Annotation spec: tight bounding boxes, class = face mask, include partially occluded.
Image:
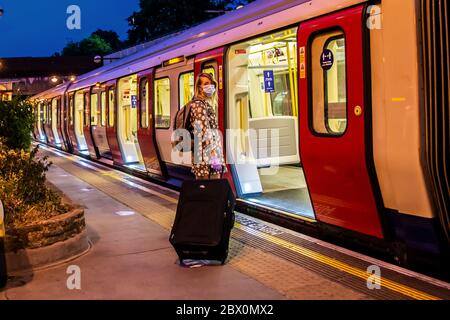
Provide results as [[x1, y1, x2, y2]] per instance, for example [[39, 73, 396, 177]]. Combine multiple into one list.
[[202, 84, 216, 97]]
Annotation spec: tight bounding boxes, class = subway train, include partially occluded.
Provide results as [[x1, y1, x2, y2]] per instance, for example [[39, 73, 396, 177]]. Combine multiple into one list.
[[32, 0, 449, 275]]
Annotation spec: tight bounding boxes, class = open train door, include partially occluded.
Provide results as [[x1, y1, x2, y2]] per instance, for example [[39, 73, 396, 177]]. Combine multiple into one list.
[[298, 5, 384, 238], [137, 68, 167, 178], [105, 80, 125, 165], [194, 47, 235, 191]]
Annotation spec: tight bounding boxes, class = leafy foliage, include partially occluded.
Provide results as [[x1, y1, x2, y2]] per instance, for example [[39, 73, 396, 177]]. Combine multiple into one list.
[[0, 142, 68, 229], [0, 97, 35, 151], [61, 30, 121, 56], [126, 0, 255, 45]]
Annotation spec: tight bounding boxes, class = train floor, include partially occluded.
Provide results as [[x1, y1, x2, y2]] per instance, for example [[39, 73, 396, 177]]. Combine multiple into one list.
[[1, 146, 450, 300]]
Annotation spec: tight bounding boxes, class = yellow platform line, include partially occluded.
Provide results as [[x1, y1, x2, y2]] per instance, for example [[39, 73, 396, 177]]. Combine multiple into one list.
[[39, 144, 441, 300], [235, 223, 440, 300]]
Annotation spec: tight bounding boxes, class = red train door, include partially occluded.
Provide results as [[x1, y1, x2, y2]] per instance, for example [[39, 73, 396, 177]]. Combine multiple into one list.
[[194, 47, 235, 191], [298, 5, 384, 238], [67, 93, 77, 152], [56, 97, 66, 150], [105, 81, 125, 165], [137, 69, 166, 177], [82, 90, 98, 158]]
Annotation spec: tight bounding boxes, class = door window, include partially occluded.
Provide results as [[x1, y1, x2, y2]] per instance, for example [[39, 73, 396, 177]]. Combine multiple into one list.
[[108, 88, 115, 127], [310, 31, 347, 135], [154, 78, 171, 129], [100, 91, 107, 127], [140, 78, 149, 128], [179, 72, 194, 108], [91, 92, 99, 126]]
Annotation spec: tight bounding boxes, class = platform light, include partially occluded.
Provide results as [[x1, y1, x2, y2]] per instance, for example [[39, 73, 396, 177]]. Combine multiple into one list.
[[163, 56, 185, 67], [69, 75, 76, 81], [95, 82, 101, 88], [50, 76, 59, 83]]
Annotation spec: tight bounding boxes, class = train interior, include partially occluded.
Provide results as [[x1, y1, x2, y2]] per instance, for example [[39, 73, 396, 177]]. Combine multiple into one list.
[[74, 91, 88, 153], [227, 27, 315, 219], [117, 74, 145, 170]]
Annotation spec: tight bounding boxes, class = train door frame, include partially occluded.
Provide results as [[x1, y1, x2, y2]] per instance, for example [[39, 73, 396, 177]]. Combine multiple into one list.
[[44, 100, 56, 146], [153, 57, 194, 179], [298, 5, 385, 238], [67, 92, 83, 154], [116, 74, 145, 167], [57, 96, 69, 151], [53, 97, 64, 149], [37, 102, 46, 142], [137, 68, 167, 178], [82, 88, 99, 159], [91, 87, 113, 160], [194, 47, 236, 191], [105, 80, 125, 165], [62, 93, 73, 153]]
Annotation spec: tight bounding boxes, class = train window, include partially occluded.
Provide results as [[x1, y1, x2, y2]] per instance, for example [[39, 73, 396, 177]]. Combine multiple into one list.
[[43, 102, 47, 123], [100, 91, 107, 127], [84, 93, 89, 127], [154, 77, 171, 129], [69, 96, 74, 126], [311, 31, 347, 135], [75, 91, 85, 135], [228, 28, 298, 120], [108, 88, 115, 127], [91, 92, 98, 126], [47, 103, 52, 124], [202, 66, 215, 79], [179, 72, 194, 108], [140, 78, 149, 128]]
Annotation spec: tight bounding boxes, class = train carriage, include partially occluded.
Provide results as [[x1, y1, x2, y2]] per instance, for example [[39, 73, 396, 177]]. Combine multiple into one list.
[[32, 0, 450, 274]]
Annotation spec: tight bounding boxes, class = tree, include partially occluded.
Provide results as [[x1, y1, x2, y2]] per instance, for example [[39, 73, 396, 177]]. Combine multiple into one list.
[[126, 0, 255, 46], [92, 29, 123, 51], [61, 30, 122, 56], [0, 97, 35, 150]]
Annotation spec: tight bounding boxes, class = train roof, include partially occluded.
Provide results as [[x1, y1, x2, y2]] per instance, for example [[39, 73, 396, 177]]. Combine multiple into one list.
[[34, 0, 365, 100]]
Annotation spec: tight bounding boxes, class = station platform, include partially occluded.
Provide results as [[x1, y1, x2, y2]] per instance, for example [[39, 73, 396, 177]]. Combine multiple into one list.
[[1, 146, 450, 300]]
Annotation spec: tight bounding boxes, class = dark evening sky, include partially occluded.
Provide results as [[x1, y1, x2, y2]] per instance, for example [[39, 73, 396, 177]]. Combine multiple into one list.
[[0, 0, 140, 57]]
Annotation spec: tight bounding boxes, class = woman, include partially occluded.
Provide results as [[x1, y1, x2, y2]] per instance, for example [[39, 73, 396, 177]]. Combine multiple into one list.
[[190, 73, 226, 180]]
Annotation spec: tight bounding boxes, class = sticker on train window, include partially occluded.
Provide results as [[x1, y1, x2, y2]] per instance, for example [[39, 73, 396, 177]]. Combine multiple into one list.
[[320, 49, 334, 70]]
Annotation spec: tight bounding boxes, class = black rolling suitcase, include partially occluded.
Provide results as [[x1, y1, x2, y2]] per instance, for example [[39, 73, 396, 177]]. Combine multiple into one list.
[[169, 178, 236, 265]]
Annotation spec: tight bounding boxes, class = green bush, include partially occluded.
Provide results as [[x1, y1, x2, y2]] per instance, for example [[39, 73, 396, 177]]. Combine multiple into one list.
[[0, 97, 36, 151], [0, 141, 69, 229]]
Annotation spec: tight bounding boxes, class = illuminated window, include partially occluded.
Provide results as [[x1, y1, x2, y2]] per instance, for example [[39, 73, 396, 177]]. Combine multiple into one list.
[[140, 78, 149, 128], [227, 27, 298, 119], [179, 72, 194, 108], [202, 66, 215, 79], [100, 91, 107, 127], [91, 92, 98, 126], [154, 78, 171, 129], [311, 31, 347, 135], [69, 96, 74, 126], [108, 88, 115, 127]]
